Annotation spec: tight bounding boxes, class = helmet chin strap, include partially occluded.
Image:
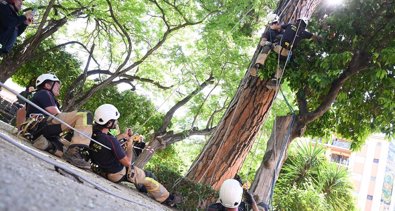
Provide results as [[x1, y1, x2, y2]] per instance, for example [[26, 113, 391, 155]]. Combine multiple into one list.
[[106, 120, 117, 130], [45, 81, 56, 95]]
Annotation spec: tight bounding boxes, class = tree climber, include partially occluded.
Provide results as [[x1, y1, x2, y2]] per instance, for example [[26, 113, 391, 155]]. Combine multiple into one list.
[[24, 73, 93, 169], [250, 14, 284, 77], [89, 104, 181, 207], [265, 17, 321, 89], [0, 0, 33, 54], [207, 179, 259, 211]]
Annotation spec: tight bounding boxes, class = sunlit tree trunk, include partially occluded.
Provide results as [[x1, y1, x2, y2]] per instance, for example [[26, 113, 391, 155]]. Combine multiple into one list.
[[186, 0, 322, 190], [250, 115, 299, 204]]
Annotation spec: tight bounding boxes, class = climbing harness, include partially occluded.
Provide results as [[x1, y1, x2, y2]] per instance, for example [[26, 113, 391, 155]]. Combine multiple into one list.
[[17, 113, 46, 141], [0, 82, 147, 152]]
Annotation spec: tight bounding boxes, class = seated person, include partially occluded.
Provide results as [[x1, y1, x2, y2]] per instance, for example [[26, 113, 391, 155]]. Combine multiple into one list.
[[25, 73, 92, 169], [89, 104, 181, 207]]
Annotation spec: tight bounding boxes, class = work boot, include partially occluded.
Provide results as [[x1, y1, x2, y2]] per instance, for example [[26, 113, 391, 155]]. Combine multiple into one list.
[[162, 194, 182, 207], [266, 78, 279, 90], [33, 135, 51, 151], [63, 144, 91, 170]]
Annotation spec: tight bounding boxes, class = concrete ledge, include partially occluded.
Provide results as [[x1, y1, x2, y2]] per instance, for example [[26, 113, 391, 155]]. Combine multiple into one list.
[[0, 119, 16, 133]]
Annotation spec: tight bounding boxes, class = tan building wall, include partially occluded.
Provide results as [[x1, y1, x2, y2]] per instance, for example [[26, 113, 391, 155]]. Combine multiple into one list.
[[322, 134, 394, 211]]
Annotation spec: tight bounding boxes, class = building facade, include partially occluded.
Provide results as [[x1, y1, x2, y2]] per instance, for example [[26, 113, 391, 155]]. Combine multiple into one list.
[[324, 134, 395, 211]]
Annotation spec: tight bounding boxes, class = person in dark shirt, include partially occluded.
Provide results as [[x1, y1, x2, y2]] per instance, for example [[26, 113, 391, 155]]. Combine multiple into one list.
[[25, 73, 93, 169], [207, 179, 259, 211], [89, 104, 181, 207], [0, 0, 33, 54], [266, 17, 320, 89], [251, 14, 285, 76], [16, 85, 35, 105]]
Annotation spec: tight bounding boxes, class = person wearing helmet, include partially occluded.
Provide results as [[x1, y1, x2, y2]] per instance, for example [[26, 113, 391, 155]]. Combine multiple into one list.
[[250, 14, 286, 77], [265, 16, 321, 89], [25, 73, 93, 169], [89, 104, 181, 207], [0, 0, 33, 54], [207, 178, 259, 211]]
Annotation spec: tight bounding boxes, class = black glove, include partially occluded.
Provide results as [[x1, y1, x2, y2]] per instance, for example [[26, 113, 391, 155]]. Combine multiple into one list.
[[243, 189, 255, 205]]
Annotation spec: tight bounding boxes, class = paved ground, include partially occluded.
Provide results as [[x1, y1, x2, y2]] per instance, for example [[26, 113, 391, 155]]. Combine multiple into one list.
[[0, 121, 172, 211]]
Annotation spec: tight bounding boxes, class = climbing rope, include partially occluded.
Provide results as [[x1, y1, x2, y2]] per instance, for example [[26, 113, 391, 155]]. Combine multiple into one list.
[[268, 115, 295, 211], [171, 5, 257, 189], [202, 4, 306, 186], [243, 126, 266, 183], [262, 19, 309, 211], [0, 131, 153, 209], [0, 82, 141, 152], [133, 83, 182, 135]]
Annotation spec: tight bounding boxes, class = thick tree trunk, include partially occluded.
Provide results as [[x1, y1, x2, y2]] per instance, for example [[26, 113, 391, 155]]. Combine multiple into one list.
[[250, 115, 297, 204], [186, 77, 276, 189], [186, 0, 321, 190], [0, 55, 24, 82]]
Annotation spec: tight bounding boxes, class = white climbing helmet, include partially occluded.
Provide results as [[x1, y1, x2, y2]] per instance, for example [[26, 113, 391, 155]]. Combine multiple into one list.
[[297, 16, 309, 25], [94, 104, 120, 125], [36, 73, 60, 87], [267, 13, 279, 24], [219, 179, 243, 208]]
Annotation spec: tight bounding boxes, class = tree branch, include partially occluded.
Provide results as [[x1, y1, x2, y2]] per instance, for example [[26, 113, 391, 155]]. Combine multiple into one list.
[[296, 88, 308, 115], [191, 76, 218, 128], [206, 97, 228, 129], [159, 127, 217, 146], [158, 75, 215, 133], [105, 0, 132, 72], [302, 50, 371, 124]]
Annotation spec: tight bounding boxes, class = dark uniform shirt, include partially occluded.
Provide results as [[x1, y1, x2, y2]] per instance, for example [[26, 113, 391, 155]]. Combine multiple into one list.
[[17, 90, 33, 104], [90, 130, 126, 174], [280, 22, 313, 50], [0, 0, 27, 53], [262, 25, 287, 43], [207, 202, 247, 211], [26, 89, 60, 117]]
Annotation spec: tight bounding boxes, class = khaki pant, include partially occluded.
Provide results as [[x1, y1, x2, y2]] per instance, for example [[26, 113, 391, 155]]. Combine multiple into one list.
[[16, 106, 27, 129], [48, 111, 92, 146], [273, 45, 290, 57], [107, 166, 170, 203]]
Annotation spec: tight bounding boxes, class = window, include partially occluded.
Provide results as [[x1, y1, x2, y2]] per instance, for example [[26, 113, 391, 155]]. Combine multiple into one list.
[[330, 154, 350, 166], [373, 158, 379, 163], [367, 195, 373, 200]]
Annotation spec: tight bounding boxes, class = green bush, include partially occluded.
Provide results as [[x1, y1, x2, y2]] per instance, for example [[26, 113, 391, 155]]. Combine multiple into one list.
[[146, 163, 217, 210]]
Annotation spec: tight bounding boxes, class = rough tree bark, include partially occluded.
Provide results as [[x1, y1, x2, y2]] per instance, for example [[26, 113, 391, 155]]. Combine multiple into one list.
[[186, 0, 322, 190]]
